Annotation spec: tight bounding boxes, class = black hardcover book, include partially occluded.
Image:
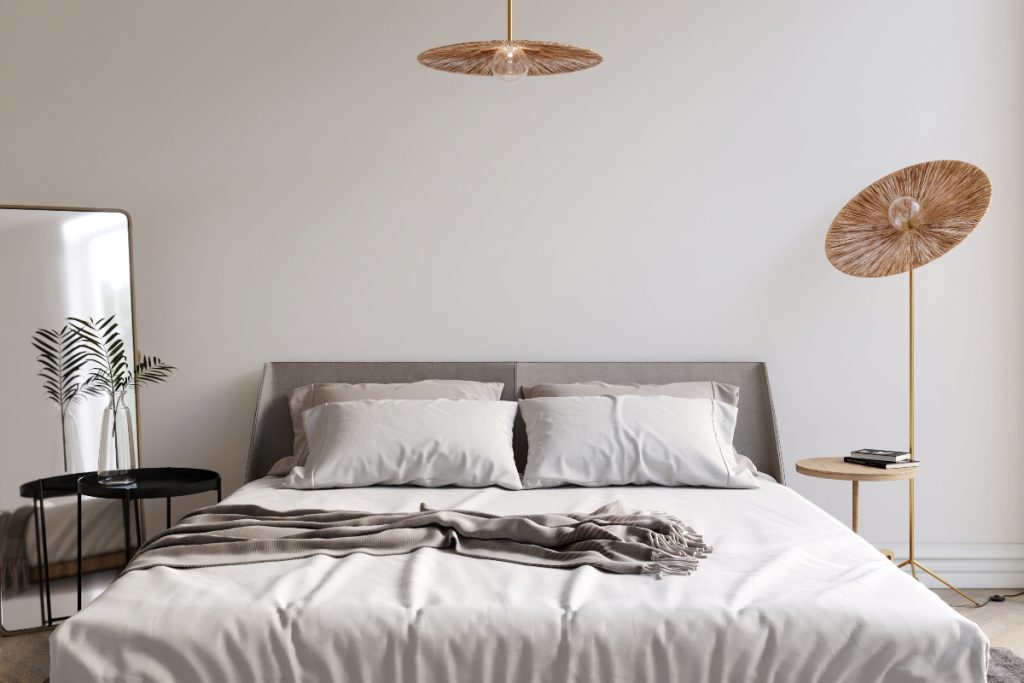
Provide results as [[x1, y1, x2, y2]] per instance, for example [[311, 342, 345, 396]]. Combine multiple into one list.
[[850, 448, 911, 462], [845, 456, 918, 470]]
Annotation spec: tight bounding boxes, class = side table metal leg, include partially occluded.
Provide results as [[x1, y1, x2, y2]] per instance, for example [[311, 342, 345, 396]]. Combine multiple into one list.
[[121, 494, 132, 566], [852, 480, 859, 534], [166, 497, 171, 529], [31, 496, 44, 627], [37, 482, 53, 627], [216, 480, 222, 503], [134, 498, 143, 548], [77, 492, 82, 612]]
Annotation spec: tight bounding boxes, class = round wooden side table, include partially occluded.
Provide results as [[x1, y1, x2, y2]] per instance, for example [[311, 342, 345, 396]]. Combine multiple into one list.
[[795, 457, 916, 535]]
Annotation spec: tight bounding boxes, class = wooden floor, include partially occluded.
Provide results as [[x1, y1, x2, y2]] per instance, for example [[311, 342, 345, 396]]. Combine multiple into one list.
[[0, 589, 1021, 681], [936, 588, 1024, 654]]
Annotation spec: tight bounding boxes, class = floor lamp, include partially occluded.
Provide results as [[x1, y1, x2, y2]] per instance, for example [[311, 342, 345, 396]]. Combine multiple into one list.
[[825, 160, 992, 605]]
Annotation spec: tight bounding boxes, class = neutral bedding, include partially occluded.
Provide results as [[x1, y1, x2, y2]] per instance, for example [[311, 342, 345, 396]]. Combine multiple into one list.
[[51, 477, 988, 683]]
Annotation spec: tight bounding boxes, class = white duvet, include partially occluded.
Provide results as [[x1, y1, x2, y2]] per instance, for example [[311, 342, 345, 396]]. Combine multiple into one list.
[[51, 477, 987, 682]]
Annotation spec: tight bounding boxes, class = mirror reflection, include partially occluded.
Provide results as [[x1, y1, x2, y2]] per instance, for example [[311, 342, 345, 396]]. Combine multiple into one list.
[[0, 208, 137, 632]]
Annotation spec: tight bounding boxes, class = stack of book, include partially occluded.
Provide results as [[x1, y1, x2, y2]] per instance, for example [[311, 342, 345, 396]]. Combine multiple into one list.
[[844, 449, 918, 469]]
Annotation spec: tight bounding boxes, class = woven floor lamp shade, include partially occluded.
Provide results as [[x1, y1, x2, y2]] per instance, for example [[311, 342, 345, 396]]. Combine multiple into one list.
[[825, 159, 992, 605], [826, 160, 991, 277]]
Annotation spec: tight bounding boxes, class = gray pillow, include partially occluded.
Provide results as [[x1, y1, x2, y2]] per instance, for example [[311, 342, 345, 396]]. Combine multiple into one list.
[[277, 380, 504, 474], [521, 380, 739, 407]]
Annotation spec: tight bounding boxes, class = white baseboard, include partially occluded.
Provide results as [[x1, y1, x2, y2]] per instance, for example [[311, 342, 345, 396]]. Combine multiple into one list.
[[880, 543, 1024, 589]]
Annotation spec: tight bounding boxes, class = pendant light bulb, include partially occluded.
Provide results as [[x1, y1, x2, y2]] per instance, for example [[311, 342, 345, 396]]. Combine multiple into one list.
[[491, 43, 529, 82]]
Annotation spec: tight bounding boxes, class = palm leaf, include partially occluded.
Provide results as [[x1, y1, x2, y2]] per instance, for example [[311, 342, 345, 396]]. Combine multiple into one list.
[[31, 325, 89, 411], [32, 324, 93, 473], [68, 316, 130, 401], [64, 317, 176, 406], [133, 355, 177, 386]]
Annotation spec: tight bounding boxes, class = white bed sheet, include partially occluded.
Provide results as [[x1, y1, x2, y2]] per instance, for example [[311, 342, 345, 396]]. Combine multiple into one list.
[[51, 478, 988, 682]]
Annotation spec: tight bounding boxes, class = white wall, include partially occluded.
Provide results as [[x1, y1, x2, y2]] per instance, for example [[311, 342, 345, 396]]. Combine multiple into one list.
[[1, 1, 1022, 581]]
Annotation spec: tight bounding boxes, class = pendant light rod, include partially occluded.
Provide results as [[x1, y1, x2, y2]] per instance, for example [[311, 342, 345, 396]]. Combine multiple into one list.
[[507, 0, 513, 42]]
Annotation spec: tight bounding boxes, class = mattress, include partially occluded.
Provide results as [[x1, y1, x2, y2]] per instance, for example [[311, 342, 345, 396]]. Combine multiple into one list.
[[50, 477, 988, 682]]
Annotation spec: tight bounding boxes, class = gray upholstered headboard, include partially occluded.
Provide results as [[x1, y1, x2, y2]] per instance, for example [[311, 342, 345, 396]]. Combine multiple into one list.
[[246, 362, 785, 484]]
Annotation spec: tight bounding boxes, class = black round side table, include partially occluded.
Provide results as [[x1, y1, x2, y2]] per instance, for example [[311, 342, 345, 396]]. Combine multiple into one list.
[[19, 472, 97, 626], [75, 467, 221, 606]]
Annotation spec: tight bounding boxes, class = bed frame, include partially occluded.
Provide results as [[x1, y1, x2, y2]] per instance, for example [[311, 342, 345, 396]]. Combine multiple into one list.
[[246, 362, 785, 483]]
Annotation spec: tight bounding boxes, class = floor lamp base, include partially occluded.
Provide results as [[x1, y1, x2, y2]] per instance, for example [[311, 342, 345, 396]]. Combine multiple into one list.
[[897, 558, 981, 606], [900, 271, 980, 608]]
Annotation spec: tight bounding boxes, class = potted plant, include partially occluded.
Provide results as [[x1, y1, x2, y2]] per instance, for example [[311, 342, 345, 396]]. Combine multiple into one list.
[[69, 315, 175, 485]]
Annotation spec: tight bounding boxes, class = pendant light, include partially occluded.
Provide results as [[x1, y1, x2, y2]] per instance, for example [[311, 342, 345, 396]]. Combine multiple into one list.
[[417, 0, 602, 81]]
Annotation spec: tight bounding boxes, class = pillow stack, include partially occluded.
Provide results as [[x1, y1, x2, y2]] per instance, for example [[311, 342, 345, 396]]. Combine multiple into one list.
[[519, 382, 758, 489], [275, 378, 759, 491], [280, 380, 521, 490], [287, 380, 504, 468]]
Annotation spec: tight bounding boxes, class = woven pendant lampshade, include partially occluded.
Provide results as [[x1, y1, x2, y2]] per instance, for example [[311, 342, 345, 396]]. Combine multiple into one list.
[[826, 160, 991, 278], [417, 0, 601, 80]]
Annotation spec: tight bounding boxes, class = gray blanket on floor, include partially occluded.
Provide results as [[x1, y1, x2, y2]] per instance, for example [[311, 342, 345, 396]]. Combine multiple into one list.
[[126, 501, 712, 578]]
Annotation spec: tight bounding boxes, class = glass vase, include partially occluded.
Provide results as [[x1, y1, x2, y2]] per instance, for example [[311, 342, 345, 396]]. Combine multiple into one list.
[[63, 409, 83, 473], [98, 402, 137, 485]]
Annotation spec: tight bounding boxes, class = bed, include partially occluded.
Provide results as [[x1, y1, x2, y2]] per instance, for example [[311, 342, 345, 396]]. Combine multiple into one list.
[[49, 362, 989, 682]]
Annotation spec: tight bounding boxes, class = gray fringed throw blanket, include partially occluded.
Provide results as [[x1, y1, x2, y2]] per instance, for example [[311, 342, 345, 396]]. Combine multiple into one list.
[[0, 505, 34, 592], [126, 501, 712, 578]]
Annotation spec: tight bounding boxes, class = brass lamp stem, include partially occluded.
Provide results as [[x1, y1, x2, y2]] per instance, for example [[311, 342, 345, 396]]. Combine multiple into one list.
[[909, 268, 914, 462], [507, 0, 513, 42], [897, 267, 979, 605], [908, 269, 916, 576]]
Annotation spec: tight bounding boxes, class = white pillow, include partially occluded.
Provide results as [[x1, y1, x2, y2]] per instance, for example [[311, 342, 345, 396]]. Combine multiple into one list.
[[287, 380, 505, 468], [283, 399, 521, 490], [520, 395, 759, 489]]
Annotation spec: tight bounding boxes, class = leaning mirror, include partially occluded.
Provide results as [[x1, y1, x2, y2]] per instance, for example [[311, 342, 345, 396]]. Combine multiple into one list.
[[0, 207, 139, 633]]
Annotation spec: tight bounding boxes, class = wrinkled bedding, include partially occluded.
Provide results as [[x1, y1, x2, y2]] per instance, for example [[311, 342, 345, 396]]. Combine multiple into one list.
[[51, 477, 987, 682]]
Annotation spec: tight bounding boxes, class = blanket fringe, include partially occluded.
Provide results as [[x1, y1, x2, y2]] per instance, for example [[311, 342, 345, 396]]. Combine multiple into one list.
[[0, 505, 34, 593], [643, 561, 700, 579], [652, 527, 712, 556], [641, 518, 713, 579], [1, 558, 29, 593]]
